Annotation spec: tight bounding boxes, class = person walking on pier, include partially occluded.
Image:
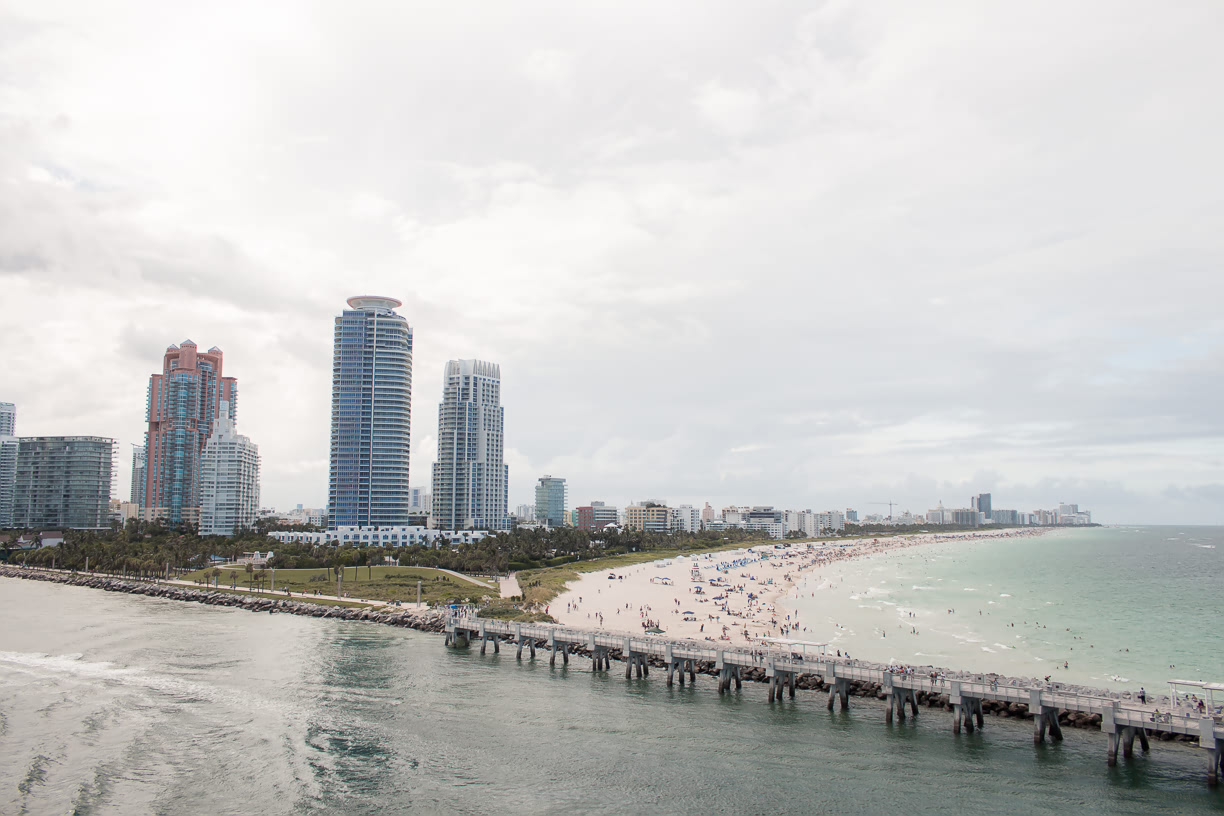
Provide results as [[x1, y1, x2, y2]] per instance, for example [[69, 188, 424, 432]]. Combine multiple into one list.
[[1138, 688, 1147, 704]]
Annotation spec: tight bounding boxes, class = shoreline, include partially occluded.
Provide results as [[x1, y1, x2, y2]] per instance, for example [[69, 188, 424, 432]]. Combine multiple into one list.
[[1, 564, 1204, 733], [549, 528, 1050, 646]]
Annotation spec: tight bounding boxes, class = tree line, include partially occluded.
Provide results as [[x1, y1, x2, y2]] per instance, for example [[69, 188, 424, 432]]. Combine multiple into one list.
[[3, 518, 773, 577]]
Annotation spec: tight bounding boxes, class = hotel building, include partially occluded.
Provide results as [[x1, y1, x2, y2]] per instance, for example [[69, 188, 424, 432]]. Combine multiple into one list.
[[431, 359, 509, 531], [13, 436, 115, 529], [328, 296, 413, 528], [142, 341, 237, 526], [199, 401, 260, 536]]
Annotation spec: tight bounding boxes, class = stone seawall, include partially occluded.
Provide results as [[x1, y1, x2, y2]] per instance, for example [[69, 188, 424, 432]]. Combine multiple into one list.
[[0, 567, 447, 632]]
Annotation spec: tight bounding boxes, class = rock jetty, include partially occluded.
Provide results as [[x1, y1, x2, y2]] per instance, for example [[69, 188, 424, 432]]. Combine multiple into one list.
[[0, 567, 446, 632]]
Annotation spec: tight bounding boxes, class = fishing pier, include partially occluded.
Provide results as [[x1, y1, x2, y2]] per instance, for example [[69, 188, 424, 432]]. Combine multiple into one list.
[[446, 614, 1224, 786]]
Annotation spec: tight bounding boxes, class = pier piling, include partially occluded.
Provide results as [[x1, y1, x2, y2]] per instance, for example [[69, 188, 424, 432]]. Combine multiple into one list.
[[443, 612, 1224, 789]]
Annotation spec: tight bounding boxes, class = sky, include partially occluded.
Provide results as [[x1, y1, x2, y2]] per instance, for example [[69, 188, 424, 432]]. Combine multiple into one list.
[[2, 1, 1222, 525]]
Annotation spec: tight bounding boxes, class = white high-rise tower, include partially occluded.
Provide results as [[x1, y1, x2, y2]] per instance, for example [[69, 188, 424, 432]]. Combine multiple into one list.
[[0, 402, 16, 528], [200, 401, 261, 536], [431, 360, 509, 531]]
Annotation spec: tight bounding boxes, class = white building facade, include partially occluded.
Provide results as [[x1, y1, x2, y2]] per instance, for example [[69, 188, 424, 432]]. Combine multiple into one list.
[[0, 402, 16, 528], [671, 504, 701, 533], [268, 525, 491, 548], [431, 359, 510, 531], [199, 404, 260, 536], [816, 510, 845, 533]]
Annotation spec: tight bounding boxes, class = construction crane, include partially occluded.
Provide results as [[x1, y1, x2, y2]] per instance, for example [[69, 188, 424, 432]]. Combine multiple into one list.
[[868, 501, 896, 521]]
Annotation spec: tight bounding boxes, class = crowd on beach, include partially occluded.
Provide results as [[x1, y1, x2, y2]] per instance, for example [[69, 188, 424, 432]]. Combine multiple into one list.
[[550, 528, 1049, 649]]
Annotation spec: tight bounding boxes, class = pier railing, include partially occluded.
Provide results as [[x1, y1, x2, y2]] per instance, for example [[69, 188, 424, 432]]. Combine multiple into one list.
[[444, 613, 1224, 786]]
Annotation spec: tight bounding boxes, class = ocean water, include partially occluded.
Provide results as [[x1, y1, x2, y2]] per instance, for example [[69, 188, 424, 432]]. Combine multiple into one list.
[[785, 526, 1224, 692], [1, 574, 1221, 814]]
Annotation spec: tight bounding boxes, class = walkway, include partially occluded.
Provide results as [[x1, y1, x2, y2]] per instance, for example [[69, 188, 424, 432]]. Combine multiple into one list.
[[446, 614, 1224, 786]]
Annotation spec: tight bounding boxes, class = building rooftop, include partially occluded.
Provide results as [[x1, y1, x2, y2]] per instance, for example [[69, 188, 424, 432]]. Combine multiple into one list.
[[347, 295, 402, 311]]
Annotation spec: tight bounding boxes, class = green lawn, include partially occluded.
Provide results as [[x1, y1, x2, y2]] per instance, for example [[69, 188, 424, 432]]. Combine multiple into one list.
[[181, 565, 499, 606]]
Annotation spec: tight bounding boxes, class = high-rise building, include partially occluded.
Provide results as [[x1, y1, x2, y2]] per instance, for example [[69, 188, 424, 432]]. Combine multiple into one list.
[[409, 487, 431, 513], [431, 359, 509, 530], [534, 475, 567, 527], [0, 402, 14, 436], [130, 444, 146, 508], [0, 402, 16, 528], [13, 436, 115, 529], [514, 504, 535, 520], [199, 401, 260, 536], [143, 341, 237, 526], [0, 437, 16, 529], [328, 296, 413, 529], [973, 493, 992, 518]]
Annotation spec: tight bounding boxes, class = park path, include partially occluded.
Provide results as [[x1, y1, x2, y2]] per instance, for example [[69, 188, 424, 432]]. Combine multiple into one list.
[[434, 568, 499, 589], [499, 572, 521, 599]]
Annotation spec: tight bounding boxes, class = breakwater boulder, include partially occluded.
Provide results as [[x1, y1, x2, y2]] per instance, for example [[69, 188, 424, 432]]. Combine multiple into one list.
[[0, 567, 447, 633]]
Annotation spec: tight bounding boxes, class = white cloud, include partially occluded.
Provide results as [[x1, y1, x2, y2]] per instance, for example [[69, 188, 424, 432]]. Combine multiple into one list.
[[1, 0, 1221, 523], [694, 81, 762, 137], [522, 49, 575, 94]]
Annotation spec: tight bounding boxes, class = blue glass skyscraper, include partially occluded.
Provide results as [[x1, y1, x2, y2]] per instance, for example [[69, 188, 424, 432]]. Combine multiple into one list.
[[328, 296, 413, 528]]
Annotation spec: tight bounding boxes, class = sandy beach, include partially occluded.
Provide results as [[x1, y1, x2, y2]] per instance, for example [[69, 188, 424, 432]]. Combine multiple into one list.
[[550, 529, 1048, 649]]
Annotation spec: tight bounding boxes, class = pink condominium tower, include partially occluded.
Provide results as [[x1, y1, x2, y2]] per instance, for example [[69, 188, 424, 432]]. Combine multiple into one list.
[[142, 340, 237, 526]]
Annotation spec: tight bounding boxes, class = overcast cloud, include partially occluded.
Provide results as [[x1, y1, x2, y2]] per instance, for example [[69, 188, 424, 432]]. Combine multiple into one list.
[[2, 1, 1222, 525]]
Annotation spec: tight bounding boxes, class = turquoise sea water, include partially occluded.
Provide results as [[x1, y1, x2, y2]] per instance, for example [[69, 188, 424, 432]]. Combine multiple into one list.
[[1, 558, 1222, 815], [787, 526, 1223, 692]]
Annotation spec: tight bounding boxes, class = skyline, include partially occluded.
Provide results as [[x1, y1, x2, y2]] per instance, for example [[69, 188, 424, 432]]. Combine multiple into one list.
[[2, 2, 1222, 525]]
